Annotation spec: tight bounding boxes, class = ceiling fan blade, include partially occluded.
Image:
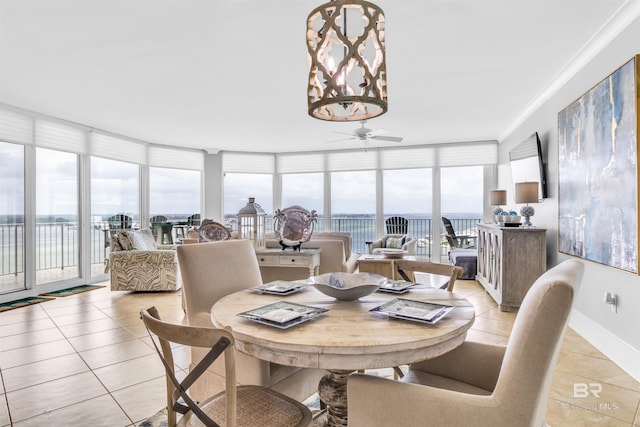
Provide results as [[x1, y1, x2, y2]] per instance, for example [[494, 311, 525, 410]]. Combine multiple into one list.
[[370, 135, 403, 142], [328, 136, 356, 143], [367, 128, 389, 137], [334, 131, 355, 136]]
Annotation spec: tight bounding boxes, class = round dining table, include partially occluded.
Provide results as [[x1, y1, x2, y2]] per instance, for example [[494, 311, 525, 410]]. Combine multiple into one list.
[[211, 284, 475, 427]]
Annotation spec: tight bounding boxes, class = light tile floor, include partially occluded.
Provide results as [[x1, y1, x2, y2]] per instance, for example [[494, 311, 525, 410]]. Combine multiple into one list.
[[0, 280, 639, 426]]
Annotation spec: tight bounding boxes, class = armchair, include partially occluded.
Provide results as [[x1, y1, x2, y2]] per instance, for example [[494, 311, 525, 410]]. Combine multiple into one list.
[[368, 234, 417, 255], [109, 228, 181, 292], [347, 259, 584, 427]]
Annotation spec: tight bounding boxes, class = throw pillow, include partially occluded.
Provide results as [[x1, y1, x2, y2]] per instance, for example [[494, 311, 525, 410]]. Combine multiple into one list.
[[116, 232, 133, 251], [127, 229, 157, 250], [385, 236, 406, 249]]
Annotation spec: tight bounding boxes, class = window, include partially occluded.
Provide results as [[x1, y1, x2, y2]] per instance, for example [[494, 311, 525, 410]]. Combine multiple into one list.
[[35, 148, 79, 285], [149, 167, 201, 220], [282, 173, 323, 229], [384, 168, 432, 254], [331, 170, 375, 252], [90, 157, 140, 278], [224, 173, 273, 230], [0, 141, 25, 293], [440, 165, 483, 241]]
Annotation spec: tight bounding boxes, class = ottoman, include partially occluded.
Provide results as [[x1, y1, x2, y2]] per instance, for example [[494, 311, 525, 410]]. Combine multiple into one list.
[[450, 248, 478, 280]]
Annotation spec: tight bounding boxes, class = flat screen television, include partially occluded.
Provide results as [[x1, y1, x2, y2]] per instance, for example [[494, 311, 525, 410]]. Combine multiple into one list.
[[509, 132, 547, 200]]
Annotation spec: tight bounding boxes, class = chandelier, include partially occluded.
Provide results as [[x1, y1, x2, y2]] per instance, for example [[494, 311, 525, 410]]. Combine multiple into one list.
[[306, 0, 388, 121]]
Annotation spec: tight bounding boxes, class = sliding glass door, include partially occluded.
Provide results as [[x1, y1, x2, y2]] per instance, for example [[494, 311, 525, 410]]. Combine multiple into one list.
[[0, 141, 25, 294]]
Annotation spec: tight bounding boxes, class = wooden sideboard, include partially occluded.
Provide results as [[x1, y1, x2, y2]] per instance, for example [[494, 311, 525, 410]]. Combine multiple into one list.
[[476, 223, 546, 311]]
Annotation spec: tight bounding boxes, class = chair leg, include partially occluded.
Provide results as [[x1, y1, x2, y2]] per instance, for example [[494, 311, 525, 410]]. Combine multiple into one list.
[[393, 366, 405, 380]]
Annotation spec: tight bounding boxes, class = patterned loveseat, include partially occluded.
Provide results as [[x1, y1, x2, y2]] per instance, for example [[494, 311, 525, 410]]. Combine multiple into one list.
[[109, 228, 181, 291]]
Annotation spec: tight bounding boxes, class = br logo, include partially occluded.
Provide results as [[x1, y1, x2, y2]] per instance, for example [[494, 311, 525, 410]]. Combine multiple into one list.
[[573, 383, 602, 398]]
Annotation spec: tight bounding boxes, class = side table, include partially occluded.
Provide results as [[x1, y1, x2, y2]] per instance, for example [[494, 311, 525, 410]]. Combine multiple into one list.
[[255, 248, 321, 278]]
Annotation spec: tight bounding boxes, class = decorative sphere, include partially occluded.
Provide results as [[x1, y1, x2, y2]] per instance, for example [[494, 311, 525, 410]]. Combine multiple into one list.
[[520, 205, 535, 217]]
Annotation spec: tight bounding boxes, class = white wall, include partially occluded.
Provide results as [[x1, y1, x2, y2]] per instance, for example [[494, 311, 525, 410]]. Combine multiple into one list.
[[498, 16, 640, 380]]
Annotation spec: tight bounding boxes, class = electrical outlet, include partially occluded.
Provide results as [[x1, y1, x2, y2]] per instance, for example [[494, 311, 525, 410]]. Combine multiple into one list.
[[603, 292, 617, 313]]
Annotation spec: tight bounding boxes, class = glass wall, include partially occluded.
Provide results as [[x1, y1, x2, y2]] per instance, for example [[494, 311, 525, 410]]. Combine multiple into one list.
[[149, 167, 201, 220], [441, 165, 483, 239], [90, 157, 140, 278], [224, 173, 273, 229], [0, 142, 25, 293], [282, 172, 324, 230], [331, 170, 376, 253], [35, 148, 79, 285], [383, 168, 432, 253]]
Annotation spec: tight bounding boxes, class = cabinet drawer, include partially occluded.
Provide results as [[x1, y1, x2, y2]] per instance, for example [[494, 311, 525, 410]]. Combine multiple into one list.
[[256, 255, 279, 266], [279, 256, 305, 266]]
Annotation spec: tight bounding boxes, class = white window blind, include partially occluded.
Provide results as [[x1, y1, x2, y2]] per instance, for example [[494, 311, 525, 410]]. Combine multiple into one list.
[[437, 141, 498, 167], [91, 132, 147, 164], [35, 120, 86, 153], [223, 152, 275, 173], [277, 153, 326, 173], [380, 142, 497, 169], [148, 146, 204, 170], [326, 150, 378, 171], [0, 109, 33, 145], [379, 147, 436, 169]]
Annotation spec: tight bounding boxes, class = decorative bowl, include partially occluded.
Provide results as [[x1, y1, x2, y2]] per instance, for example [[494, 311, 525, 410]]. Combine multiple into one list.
[[374, 248, 407, 259], [496, 214, 521, 224], [308, 272, 386, 301]]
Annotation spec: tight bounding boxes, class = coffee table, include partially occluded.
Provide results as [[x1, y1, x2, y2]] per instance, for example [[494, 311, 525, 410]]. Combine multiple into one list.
[[211, 284, 474, 426], [357, 254, 449, 286]]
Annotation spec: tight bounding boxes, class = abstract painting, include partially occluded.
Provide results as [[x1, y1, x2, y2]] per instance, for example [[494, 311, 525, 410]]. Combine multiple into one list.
[[558, 55, 639, 274]]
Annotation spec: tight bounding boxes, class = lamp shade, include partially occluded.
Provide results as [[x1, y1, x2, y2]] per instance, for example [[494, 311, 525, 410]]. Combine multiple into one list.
[[490, 190, 507, 206], [514, 182, 539, 204]]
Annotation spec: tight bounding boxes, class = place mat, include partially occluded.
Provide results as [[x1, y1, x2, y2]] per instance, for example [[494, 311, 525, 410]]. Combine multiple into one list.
[[370, 298, 454, 324], [238, 301, 328, 329], [252, 280, 308, 295]]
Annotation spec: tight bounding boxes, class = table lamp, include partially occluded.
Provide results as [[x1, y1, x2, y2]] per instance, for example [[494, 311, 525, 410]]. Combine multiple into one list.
[[514, 182, 539, 227], [490, 190, 507, 223]]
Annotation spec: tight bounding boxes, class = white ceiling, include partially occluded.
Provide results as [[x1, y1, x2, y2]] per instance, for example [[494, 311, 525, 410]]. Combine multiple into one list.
[[0, 0, 636, 153]]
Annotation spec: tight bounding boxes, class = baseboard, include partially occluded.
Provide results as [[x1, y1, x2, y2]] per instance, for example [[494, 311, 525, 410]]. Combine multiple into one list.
[[569, 309, 640, 382]]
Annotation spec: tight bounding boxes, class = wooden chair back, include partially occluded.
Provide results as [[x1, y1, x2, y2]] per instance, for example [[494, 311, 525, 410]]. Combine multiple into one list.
[[141, 306, 237, 426], [395, 259, 463, 292], [385, 216, 408, 234]]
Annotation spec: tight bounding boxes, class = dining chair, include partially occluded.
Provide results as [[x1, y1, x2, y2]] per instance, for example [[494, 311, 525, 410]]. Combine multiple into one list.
[[177, 239, 324, 402], [390, 259, 463, 379], [347, 259, 585, 427], [140, 306, 312, 427], [394, 259, 464, 292]]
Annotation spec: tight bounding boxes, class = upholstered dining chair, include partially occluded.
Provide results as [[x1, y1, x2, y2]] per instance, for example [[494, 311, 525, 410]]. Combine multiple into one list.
[[177, 239, 324, 402], [140, 306, 312, 427], [347, 259, 584, 427]]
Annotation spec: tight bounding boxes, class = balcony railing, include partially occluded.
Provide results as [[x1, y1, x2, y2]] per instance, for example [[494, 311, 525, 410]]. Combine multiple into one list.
[[0, 217, 481, 279]]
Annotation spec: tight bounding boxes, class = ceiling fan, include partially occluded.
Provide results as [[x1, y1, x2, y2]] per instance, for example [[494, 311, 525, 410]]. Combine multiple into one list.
[[330, 120, 404, 145]]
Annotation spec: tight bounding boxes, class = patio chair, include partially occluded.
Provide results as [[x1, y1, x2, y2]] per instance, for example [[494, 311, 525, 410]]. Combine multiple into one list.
[[442, 217, 477, 249], [385, 216, 408, 234]]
